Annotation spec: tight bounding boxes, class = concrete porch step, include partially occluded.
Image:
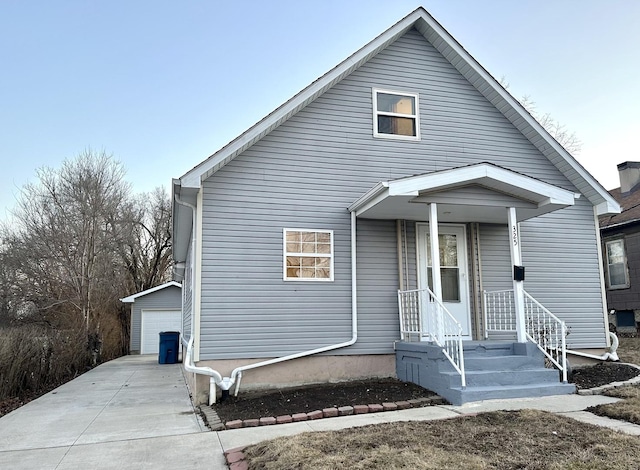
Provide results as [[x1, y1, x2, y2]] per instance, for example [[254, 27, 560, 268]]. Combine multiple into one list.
[[395, 340, 574, 406], [464, 354, 542, 371], [448, 382, 577, 404], [441, 367, 562, 388]]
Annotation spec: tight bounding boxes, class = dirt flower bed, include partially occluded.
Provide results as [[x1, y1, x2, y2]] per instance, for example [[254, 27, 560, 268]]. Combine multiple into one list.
[[212, 378, 439, 423], [242, 409, 640, 470], [570, 362, 640, 389]]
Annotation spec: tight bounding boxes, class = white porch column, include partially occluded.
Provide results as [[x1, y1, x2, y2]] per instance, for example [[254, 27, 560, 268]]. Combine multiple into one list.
[[429, 203, 444, 344], [507, 207, 526, 342]]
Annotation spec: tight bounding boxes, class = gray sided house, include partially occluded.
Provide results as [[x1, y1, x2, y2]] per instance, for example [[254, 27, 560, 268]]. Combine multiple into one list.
[[120, 282, 182, 355], [172, 8, 620, 405], [600, 162, 640, 334]]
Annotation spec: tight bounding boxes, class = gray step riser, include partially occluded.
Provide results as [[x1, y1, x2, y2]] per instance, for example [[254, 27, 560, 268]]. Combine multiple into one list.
[[446, 383, 576, 405], [463, 349, 516, 357], [442, 369, 562, 388], [464, 356, 543, 371]]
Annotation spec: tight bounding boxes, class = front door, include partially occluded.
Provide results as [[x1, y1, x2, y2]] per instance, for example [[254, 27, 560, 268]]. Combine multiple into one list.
[[416, 223, 472, 340]]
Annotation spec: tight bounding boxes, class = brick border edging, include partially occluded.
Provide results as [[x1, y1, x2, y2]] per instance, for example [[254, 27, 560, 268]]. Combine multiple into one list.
[[576, 362, 640, 396], [221, 397, 445, 469], [220, 395, 445, 430]]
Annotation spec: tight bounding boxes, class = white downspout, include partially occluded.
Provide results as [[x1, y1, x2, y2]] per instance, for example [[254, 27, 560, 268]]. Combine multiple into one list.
[[566, 332, 620, 362], [231, 211, 359, 396], [175, 193, 232, 405]]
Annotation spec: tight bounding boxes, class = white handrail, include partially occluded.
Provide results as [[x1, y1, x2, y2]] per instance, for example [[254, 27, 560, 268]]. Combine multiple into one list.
[[483, 289, 568, 383], [523, 291, 568, 383], [398, 288, 466, 388]]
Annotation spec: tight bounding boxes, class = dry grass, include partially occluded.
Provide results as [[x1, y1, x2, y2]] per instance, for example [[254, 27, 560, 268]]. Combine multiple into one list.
[[586, 336, 640, 423], [590, 387, 640, 425], [243, 410, 640, 470], [617, 336, 640, 366]]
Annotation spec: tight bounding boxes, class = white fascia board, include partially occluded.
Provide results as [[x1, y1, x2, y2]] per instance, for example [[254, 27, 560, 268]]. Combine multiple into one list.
[[119, 281, 182, 303], [415, 11, 617, 211], [596, 200, 622, 216], [387, 163, 575, 205], [348, 182, 389, 214], [179, 12, 422, 189], [483, 165, 575, 204]]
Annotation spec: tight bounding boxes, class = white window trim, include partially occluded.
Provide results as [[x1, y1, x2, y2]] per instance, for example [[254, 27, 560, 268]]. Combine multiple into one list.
[[372, 88, 420, 141], [605, 238, 629, 289], [283, 228, 334, 282]]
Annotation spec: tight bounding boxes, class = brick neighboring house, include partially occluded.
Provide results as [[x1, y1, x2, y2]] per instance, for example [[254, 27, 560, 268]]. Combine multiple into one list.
[[600, 162, 640, 334]]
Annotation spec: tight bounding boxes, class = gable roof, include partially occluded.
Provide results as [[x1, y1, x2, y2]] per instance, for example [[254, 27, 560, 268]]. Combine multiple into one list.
[[119, 281, 181, 303], [600, 187, 640, 230], [349, 162, 577, 223], [174, 7, 619, 214]]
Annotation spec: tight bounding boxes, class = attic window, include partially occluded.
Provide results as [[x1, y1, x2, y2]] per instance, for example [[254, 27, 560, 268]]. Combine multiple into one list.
[[283, 229, 334, 281], [373, 88, 420, 140]]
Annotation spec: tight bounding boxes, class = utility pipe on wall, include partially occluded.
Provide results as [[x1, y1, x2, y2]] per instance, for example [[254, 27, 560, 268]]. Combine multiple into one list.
[[175, 194, 232, 405], [175, 196, 360, 402], [230, 210, 360, 396]]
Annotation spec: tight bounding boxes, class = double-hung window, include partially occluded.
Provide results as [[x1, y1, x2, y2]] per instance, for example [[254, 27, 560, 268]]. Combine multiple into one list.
[[605, 239, 629, 289], [373, 88, 420, 140], [283, 229, 333, 281]]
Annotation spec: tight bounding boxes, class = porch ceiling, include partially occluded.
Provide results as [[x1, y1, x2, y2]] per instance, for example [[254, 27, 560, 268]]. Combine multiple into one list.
[[348, 163, 578, 223]]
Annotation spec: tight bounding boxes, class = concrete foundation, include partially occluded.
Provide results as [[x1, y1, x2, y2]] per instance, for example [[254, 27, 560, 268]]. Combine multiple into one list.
[[184, 354, 396, 405]]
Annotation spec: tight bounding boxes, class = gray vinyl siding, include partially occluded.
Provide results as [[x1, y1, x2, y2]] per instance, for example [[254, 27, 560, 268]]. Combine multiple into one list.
[[356, 219, 402, 353], [130, 286, 182, 352], [479, 224, 513, 293], [521, 199, 606, 348], [182, 243, 193, 342], [197, 28, 606, 359]]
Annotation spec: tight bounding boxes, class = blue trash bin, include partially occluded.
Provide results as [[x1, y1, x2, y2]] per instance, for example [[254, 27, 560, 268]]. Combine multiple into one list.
[[158, 331, 180, 364]]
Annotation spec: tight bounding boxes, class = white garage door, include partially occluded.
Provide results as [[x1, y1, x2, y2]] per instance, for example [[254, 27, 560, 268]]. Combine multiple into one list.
[[141, 310, 182, 354]]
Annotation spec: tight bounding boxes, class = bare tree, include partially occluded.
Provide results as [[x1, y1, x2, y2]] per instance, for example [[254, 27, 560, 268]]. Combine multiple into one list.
[[119, 186, 173, 294], [500, 78, 582, 155], [5, 150, 131, 339]]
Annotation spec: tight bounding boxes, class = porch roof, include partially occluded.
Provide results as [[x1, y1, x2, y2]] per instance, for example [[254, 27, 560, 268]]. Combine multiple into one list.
[[348, 163, 578, 223]]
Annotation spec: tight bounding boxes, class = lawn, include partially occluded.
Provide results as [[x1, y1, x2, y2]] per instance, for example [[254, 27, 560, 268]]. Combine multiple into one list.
[[586, 336, 640, 424], [243, 409, 640, 469], [240, 338, 640, 469]]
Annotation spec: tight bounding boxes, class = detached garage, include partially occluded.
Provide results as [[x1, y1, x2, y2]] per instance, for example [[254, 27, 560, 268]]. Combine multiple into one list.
[[120, 281, 182, 355]]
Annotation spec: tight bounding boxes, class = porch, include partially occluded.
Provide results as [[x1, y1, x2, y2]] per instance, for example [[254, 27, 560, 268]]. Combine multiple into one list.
[[349, 163, 579, 404]]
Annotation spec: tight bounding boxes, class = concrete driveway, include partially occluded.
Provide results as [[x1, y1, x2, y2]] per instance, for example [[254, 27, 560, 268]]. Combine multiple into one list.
[[0, 355, 226, 469]]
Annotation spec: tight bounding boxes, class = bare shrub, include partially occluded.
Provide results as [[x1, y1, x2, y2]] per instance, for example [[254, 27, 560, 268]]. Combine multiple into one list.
[[0, 325, 91, 401]]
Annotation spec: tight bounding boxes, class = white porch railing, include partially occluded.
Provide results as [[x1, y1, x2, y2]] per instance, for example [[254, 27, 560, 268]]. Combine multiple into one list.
[[483, 289, 568, 383], [482, 289, 516, 336], [398, 288, 466, 388]]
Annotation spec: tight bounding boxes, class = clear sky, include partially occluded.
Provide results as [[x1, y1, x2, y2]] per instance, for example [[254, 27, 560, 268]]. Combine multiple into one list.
[[1, 0, 638, 220]]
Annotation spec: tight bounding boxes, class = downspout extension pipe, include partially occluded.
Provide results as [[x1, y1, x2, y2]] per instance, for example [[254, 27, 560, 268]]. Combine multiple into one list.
[[175, 193, 235, 405], [566, 332, 620, 362], [229, 211, 360, 396]]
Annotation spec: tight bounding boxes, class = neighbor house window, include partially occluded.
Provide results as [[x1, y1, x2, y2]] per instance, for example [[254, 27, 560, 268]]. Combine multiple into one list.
[[284, 229, 334, 281], [605, 239, 629, 289], [373, 88, 420, 140]]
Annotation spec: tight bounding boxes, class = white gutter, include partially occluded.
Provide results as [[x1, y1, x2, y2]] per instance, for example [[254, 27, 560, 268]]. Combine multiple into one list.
[[566, 332, 620, 362], [230, 210, 359, 396], [175, 194, 232, 405]]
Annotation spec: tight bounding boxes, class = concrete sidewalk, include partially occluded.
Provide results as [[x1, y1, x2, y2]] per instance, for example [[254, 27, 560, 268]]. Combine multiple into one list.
[[0, 355, 636, 469], [0, 355, 227, 469]]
